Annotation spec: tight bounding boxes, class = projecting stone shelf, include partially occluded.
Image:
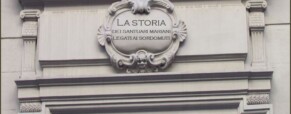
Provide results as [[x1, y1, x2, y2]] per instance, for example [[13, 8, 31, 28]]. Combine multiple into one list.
[[15, 70, 273, 114], [16, 70, 272, 87], [16, 70, 272, 99]]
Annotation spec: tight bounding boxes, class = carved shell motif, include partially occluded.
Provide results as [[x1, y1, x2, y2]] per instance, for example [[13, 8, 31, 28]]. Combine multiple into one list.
[[173, 21, 187, 42], [97, 26, 106, 46], [97, 25, 112, 46]]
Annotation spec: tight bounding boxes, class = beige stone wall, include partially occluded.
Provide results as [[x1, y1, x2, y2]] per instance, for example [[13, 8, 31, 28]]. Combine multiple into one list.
[[266, 25, 290, 114], [1, 0, 290, 114], [1, 0, 22, 113], [264, 0, 290, 113]]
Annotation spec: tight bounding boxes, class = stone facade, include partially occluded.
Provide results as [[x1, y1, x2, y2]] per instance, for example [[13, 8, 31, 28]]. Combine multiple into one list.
[[1, 0, 289, 114]]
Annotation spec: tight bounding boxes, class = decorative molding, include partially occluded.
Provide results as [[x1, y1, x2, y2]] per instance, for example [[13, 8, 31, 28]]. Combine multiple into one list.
[[248, 12, 265, 30], [39, 53, 247, 68], [20, 102, 42, 112], [42, 96, 271, 114], [240, 93, 272, 114], [98, 0, 186, 73], [47, 98, 241, 114], [22, 40, 37, 72], [20, 9, 40, 21], [246, 0, 267, 11], [16, 70, 272, 87], [22, 21, 38, 38], [246, 0, 267, 31], [20, 9, 41, 76], [16, 71, 272, 113], [20, 9, 40, 38], [247, 94, 269, 105], [245, 0, 268, 70], [129, 0, 152, 14], [241, 105, 272, 114]]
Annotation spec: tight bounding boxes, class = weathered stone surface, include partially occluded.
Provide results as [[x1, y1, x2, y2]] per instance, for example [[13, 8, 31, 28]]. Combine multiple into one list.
[[1, 0, 289, 114], [42, 61, 244, 77], [1, 110, 18, 114], [174, 1, 248, 56], [38, 1, 248, 63], [1, 39, 23, 72], [106, 109, 238, 114], [1, 0, 22, 38], [1, 73, 20, 113], [265, 0, 290, 24], [266, 25, 290, 114]]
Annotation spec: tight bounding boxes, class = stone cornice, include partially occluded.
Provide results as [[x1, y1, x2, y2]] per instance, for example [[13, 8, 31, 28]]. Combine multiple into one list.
[[48, 98, 242, 114], [19, 0, 245, 8], [19, 0, 120, 7], [15, 70, 273, 88], [39, 53, 247, 68], [15, 70, 273, 114]]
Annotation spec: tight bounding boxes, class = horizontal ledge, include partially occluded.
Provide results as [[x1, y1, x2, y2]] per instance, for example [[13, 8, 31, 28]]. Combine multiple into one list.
[[20, 0, 243, 7], [39, 58, 110, 67], [48, 99, 241, 114], [16, 70, 272, 88], [39, 53, 247, 68], [19, 89, 247, 102]]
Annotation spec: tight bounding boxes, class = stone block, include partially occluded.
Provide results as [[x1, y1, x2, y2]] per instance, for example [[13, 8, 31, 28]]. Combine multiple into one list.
[[1, 0, 22, 38], [265, 25, 290, 114], [1, 109, 18, 114], [38, 1, 248, 62], [1, 39, 23, 72], [1, 72, 20, 111], [265, 0, 290, 24]]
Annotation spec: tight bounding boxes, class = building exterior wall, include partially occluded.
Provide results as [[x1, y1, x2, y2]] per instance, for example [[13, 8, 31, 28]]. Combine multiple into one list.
[[1, 0, 289, 114]]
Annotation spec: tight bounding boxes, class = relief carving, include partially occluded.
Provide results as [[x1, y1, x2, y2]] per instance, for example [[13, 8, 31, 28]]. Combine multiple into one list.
[[245, 0, 268, 69], [20, 102, 42, 112], [20, 9, 41, 74], [246, 0, 267, 11], [98, 0, 187, 73], [247, 94, 270, 105], [20, 9, 41, 38]]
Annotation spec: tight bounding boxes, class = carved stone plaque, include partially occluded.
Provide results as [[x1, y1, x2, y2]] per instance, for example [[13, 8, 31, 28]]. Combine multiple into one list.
[[112, 10, 172, 54], [97, 0, 187, 73]]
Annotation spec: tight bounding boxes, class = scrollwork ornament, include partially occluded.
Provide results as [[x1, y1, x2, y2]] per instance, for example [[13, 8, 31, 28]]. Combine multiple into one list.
[[97, 0, 187, 73], [245, 0, 267, 11]]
